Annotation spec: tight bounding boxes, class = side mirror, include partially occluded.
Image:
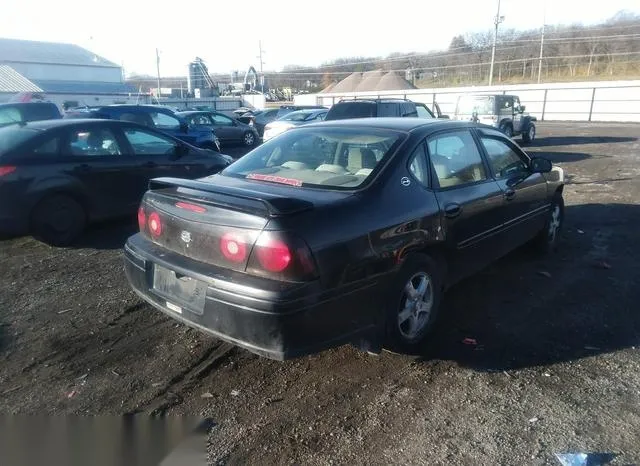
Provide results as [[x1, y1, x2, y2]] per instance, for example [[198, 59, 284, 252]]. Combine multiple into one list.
[[180, 122, 189, 133], [520, 105, 526, 112], [440, 114, 450, 119], [530, 156, 552, 173]]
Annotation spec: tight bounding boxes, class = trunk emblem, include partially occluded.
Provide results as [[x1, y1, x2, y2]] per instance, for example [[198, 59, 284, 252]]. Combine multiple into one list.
[[180, 230, 192, 246]]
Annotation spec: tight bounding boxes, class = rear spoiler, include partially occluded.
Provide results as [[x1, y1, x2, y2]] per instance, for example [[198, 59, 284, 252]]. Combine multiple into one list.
[[148, 177, 314, 217]]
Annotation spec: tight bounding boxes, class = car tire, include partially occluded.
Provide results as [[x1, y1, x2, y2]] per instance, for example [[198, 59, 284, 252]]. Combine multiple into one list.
[[384, 253, 443, 354], [531, 192, 564, 254], [522, 123, 536, 144], [30, 194, 86, 246], [500, 122, 513, 138], [243, 131, 256, 147]]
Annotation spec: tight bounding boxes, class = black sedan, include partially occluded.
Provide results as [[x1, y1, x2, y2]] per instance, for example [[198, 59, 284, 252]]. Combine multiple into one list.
[[177, 111, 259, 147], [0, 119, 231, 245], [123, 118, 564, 360]]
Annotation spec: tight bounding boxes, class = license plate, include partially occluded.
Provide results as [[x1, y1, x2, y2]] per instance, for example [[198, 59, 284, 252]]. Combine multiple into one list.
[[152, 265, 206, 314]]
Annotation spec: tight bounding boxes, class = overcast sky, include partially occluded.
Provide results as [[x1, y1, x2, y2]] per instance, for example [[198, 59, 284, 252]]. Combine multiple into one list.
[[1, 0, 638, 77]]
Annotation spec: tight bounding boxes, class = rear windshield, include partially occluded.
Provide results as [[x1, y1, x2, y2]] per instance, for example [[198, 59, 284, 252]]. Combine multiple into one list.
[[0, 125, 39, 154], [456, 96, 495, 115], [281, 111, 316, 122], [325, 102, 377, 120], [221, 126, 404, 189]]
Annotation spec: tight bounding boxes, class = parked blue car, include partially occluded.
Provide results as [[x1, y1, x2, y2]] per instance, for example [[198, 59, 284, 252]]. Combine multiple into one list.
[[64, 105, 221, 151]]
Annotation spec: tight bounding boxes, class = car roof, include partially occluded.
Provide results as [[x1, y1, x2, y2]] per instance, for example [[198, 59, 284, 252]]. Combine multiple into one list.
[[176, 110, 217, 116], [0, 101, 57, 107], [303, 117, 475, 132], [335, 98, 411, 104], [11, 118, 145, 130]]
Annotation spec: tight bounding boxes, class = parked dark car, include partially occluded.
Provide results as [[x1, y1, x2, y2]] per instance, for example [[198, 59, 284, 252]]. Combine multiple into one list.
[[177, 110, 259, 147], [123, 118, 564, 360], [0, 102, 62, 128], [64, 105, 221, 151], [0, 119, 231, 245], [324, 98, 444, 121]]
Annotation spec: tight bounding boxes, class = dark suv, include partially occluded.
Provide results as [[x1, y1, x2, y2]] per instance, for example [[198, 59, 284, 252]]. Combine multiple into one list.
[[64, 105, 221, 151], [324, 98, 446, 121], [0, 102, 62, 128]]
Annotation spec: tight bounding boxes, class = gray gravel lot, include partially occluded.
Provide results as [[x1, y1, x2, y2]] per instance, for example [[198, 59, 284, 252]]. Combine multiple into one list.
[[1, 122, 639, 465]]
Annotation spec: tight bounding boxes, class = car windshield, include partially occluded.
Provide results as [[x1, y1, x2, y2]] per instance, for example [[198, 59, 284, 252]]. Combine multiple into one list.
[[0, 125, 39, 154], [457, 96, 495, 115], [281, 111, 316, 122], [221, 127, 404, 189]]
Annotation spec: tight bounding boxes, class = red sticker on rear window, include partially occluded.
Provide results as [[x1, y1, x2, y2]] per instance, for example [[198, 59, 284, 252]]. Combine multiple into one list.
[[246, 173, 303, 187]]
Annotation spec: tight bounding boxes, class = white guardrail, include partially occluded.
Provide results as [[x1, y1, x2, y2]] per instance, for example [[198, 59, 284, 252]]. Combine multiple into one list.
[[293, 80, 640, 123]]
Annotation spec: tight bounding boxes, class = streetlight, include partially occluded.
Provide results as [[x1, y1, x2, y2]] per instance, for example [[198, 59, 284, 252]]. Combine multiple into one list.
[[488, 0, 505, 86]]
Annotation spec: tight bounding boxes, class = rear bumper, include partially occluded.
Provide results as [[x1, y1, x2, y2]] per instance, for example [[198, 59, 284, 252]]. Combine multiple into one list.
[[123, 234, 384, 360]]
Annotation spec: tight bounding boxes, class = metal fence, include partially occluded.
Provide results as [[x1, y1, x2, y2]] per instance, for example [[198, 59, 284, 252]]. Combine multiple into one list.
[[294, 80, 640, 123], [158, 97, 244, 111]]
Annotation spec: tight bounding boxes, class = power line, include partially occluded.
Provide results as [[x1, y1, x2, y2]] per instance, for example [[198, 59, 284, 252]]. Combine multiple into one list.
[[262, 51, 640, 76]]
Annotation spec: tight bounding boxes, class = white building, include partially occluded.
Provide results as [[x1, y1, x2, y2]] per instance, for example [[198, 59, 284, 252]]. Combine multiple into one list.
[[0, 38, 138, 107]]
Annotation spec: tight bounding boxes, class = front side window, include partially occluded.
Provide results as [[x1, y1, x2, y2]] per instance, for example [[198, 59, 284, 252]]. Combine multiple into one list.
[[188, 114, 213, 126], [124, 129, 178, 156], [68, 128, 122, 156], [221, 127, 404, 189], [416, 105, 434, 119], [427, 130, 487, 188], [150, 112, 180, 130], [480, 136, 529, 179]]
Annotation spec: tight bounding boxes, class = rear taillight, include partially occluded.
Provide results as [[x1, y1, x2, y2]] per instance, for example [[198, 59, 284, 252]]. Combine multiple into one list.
[[148, 212, 162, 237], [254, 238, 291, 272], [220, 233, 247, 263], [245, 231, 317, 281], [137, 207, 146, 231], [0, 166, 17, 177]]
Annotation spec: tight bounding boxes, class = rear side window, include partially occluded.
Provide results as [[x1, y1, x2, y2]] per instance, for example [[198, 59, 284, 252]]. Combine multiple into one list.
[[0, 107, 22, 125], [416, 105, 434, 119], [0, 126, 38, 153], [377, 103, 400, 117], [33, 137, 60, 155], [326, 102, 377, 120]]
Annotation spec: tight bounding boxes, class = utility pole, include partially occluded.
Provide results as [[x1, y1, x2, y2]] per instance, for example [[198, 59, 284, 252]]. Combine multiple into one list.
[[257, 40, 265, 93], [537, 1, 547, 84], [155, 48, 161, 100], [488, 0, 504, 86]]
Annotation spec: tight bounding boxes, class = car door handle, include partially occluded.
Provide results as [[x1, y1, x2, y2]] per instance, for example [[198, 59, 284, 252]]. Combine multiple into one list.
[[444, 203, 462, 218], [77, 164, 91, 172], [504, 188, 516, 201], [143, 162, 157, 168]]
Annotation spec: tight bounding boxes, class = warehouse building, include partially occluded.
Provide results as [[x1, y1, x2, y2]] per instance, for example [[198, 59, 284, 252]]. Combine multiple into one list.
[[0, 38, 137, 108]]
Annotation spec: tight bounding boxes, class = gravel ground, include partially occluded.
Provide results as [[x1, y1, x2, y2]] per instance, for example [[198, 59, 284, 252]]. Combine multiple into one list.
[[1, 123, 639, 465]]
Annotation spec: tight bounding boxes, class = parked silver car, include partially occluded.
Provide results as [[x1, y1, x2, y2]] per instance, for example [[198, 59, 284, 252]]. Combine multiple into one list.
[[262, 108, 328, 142], [454, 94, 537, 143]]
